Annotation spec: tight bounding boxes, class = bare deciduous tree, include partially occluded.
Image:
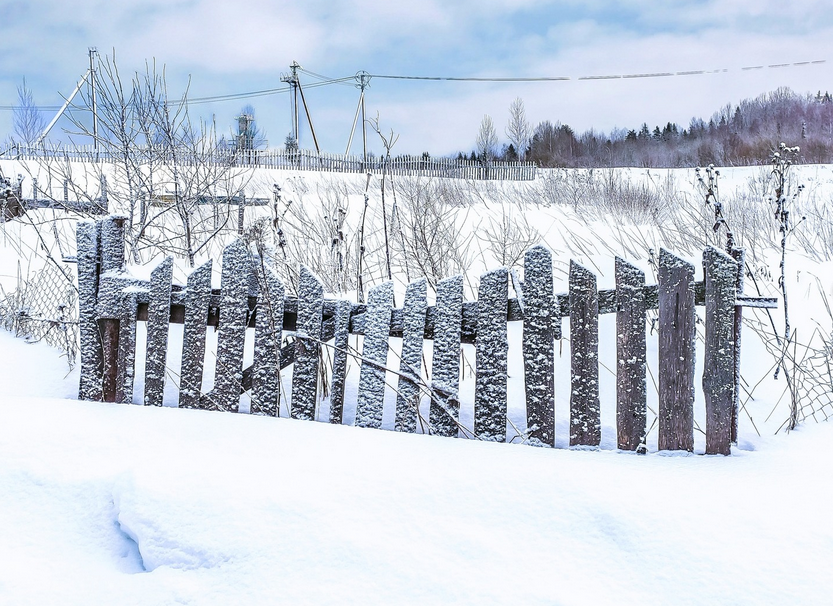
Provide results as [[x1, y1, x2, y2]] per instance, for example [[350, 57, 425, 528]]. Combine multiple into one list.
[[13, 78, 46, 146], [505, 97, 530, 160], [476, 114, 498, 162]]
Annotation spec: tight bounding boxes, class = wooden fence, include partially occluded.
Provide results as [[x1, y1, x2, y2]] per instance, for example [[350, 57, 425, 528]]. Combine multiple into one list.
[[5, 144, 537, 181], [77, 216, 776, 455]]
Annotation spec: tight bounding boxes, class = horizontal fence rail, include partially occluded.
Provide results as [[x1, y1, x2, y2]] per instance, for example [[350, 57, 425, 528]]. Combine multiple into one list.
[[3, 144, 537, 181], [77, 216, 776, 455]]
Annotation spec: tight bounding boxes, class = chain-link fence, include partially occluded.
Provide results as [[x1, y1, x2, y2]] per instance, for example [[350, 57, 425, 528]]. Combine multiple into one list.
[[0, 260, 78, 368]]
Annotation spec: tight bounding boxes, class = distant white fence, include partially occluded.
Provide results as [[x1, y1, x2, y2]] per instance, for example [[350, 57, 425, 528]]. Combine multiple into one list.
[[3, 144, 537, 181]]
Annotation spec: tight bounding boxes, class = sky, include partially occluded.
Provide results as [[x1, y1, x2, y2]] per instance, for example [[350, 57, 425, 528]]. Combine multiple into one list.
[[1, 0, 832, 156]]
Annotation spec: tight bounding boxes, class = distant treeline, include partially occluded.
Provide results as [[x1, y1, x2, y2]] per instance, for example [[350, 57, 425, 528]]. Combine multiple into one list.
[[458, 87, 833, 168]]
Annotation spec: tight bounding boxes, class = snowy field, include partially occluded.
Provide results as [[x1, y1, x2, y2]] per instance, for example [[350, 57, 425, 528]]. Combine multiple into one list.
[[1, 163, 833, 604]]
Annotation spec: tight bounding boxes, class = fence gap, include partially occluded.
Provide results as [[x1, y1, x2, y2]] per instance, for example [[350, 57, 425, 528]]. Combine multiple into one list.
[[658, 248, 696, 451]]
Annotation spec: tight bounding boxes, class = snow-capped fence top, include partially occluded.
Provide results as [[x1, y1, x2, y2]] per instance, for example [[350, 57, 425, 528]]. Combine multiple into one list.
[[77, 216, 776, 455]]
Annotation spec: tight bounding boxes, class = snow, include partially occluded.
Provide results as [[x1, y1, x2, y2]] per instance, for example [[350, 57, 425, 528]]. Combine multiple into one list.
[[1, 329, 832, 605]]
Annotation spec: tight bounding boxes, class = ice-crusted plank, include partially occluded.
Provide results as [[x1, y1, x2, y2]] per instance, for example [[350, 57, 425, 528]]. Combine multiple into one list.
[[429, 275, 463, 437], [77, 220, 102, 401], [522, 245, 555, 447], [395, 279, 428, 433], [179, 261, 212, 409], [292, 266, 323, 421], [329, 299, 352, 424], [703, 247, 737, 456], [116, 290, 139, 404], [730, 246, 745, 444], [658, 248, 696, 452], [615, 257, 647, 451], [211, 240, 251, 413], [99, 215, 126, 272], [143, 257, 174, 406], [569, 261, 600, 447], [474, 268, 509, 442], [251, 263, 284, 416], [355, 282, 395, 429]]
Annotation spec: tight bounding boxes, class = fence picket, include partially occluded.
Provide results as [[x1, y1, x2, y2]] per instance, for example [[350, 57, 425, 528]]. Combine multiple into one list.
[[522, 245, 556, 447], [703, 247, 737, 455], [179, 261, 212, 409], [474, 268, 509, 442], [143, 257, 173, 406], [355, 282, 395, 429], [251, 262, 284, 416], [210, 240, 251, 413], [615, 257, 647, 451], [116, 291, 138, 404], [429, 275, 464, 437], [569, 261, 601, 447], [76, 221, 102, 402], [292, 266, 323, 421], [658, 248, 696, 451], [329, 299, 352, 424], [395, 278, 428, 433]]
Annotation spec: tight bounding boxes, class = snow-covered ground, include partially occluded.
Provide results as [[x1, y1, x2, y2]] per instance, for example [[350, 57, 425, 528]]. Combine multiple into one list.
[[2, 163, 833, 604], [1, 330, 832, 605]]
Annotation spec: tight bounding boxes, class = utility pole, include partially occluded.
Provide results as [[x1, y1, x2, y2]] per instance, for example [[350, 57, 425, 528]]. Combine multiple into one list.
[[89, 48, 98, 154], [280, 61, 301, 146], [345, 71, 371, 165]]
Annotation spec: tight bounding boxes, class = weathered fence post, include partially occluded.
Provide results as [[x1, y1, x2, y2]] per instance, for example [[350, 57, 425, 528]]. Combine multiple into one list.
[[615, 257, 647, 451], [702, 247, 737, 455], [522, 245, 555, 447], [77, 220, 102, 401], [329, 299, 352, 424], [210, 239, 251, 412], [730, 246, 745, 444], [569, 261, 600, 447], [96, 216, 127, 403], [251, 261, 284, 416], [355, 282, 395, 429], [143, 257, 173, 406], [658, 249, 696, 451], [179, 261, 213, 409], [116, 290, 138, 404], [474, 268, 509, 442], [292, 266, 323, 420], [429, 275, 463, 437], [395, 278, 428, 432]]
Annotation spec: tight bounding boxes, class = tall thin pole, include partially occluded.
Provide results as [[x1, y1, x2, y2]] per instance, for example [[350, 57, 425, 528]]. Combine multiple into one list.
[[89, 48, 98, 154]]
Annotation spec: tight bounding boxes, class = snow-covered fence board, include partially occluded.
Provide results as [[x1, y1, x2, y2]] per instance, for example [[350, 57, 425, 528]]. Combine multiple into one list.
[[77, 216, 777, 456], [658, 249, 696, 452]]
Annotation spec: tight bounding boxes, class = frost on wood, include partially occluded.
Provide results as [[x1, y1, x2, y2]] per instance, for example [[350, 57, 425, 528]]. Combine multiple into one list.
[[615, 257, 647, 452], [569, 261, 600, 447], [702, 246, 737, 456], [658, 248, 695, 452], [251, 262, 284, 416], [116, 290, 139, 404], [76, 220, 102, 401], [429, 274, 463, 437], [144, 257, 174, 406], [355, 282, 395, 429], [730, 247, 745, 444], [329, 299, 352, 424], [474, 268, 509, 442], [99, 215, 126, 272], [292, 266, 323, 421], [211, 240, 251, 413], [396, 279, 427, 433], [179, 261, 212, 409], [522, 245, 555, 447]]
